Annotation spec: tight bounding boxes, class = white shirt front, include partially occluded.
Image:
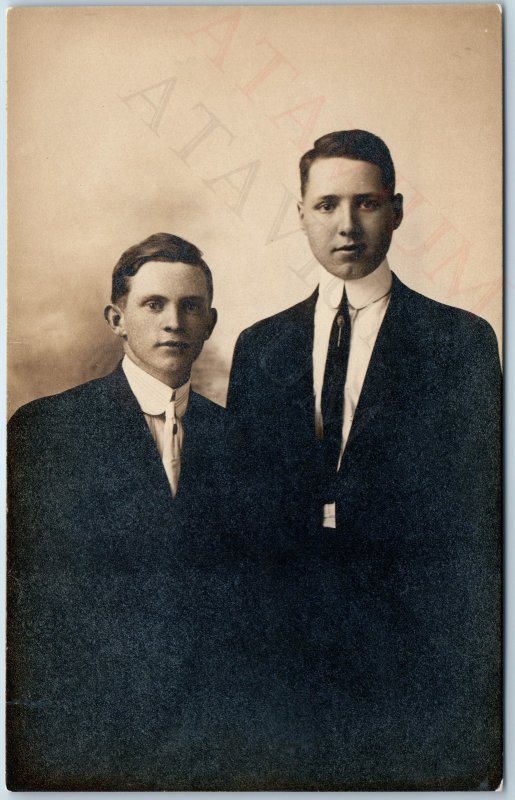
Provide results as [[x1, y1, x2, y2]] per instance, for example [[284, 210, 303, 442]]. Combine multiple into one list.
[[312, 259, 392, 527], [122, 355, 190, 490]]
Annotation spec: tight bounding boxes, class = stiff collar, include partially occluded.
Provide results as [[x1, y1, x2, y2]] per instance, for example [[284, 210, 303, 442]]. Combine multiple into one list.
[[317, 258, 392, 311], [122, 355, 190, 417]]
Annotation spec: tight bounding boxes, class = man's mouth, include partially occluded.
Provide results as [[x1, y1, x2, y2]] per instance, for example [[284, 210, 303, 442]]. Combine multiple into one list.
[[156, 341, 190, 350], [334, 243, 364, 252], [333, 243, 366, 256]]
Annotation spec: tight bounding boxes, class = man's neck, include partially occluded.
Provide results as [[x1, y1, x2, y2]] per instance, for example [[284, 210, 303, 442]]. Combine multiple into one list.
[[317, 259, 392, 311], [122, 355, 191, 416], [123, 353, 189, 391]]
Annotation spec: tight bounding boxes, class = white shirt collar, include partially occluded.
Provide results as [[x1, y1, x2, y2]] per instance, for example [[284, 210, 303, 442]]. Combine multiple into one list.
[[122, 355, 190, 417], [317, 258, 392, 311]]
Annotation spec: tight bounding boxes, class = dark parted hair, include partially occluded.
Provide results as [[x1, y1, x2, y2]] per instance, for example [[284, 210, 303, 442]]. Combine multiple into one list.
[[300, 130, 396, 197], [111, 232, 214, 305]]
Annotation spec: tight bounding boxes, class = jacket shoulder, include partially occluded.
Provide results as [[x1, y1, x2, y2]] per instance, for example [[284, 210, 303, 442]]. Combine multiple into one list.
[[396, 277, 499, 349], [189, 390, 226, 419], [8, 372, 118, 432], [235, 293, 316, 348]]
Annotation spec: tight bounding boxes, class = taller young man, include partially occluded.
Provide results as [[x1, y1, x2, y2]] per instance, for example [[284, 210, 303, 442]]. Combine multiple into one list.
[[228, 131, 502, 789]]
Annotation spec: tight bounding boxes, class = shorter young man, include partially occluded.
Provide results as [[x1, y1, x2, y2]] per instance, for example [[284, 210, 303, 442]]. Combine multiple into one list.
[[7, 233, 232, 790]]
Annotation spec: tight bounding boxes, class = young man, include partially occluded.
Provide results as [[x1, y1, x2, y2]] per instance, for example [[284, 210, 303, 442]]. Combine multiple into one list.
[[228, 131, 502, 789], [7, 233, 233, 790]]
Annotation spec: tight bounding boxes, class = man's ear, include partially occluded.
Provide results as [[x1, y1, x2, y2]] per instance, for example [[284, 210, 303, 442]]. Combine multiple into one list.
[[104, 304, 127, 339], [205, 307, 218, 341], [392, 193, 403, 230], [297, 200, 305, 229]]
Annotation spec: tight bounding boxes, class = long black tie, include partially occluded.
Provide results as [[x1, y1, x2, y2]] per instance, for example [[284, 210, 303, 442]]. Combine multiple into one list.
[[321, 288, 351, 499]]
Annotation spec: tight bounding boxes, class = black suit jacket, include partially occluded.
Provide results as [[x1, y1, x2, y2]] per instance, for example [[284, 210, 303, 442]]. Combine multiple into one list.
[[7, 365, 240, 790], [227, 274, 502, 789]]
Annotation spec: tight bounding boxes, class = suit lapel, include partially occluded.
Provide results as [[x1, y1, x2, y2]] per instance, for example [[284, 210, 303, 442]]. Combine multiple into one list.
[[176, 392, 208, 498], [261, 290, 316, 385], [261, 290, 318, 428], [343, 274, 414, 452], [99, 366, 173, 504]]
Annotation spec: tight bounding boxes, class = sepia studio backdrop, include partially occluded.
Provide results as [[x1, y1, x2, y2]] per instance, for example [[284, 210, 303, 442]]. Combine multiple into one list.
[[8, 5, 502, 417]]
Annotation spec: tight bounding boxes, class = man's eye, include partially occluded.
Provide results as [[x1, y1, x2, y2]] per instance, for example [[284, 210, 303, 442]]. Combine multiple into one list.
[[316, 202, 336, 212], [146, 301, 162, 311], [183, 300, 201, 312], [359, 199, 380, 210]]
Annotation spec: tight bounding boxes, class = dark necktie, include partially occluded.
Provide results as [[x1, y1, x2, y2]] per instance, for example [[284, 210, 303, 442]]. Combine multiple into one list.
[[321, 288, 351, 498]]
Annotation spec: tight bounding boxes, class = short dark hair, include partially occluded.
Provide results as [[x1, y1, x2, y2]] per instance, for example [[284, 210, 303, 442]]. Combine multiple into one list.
[[111, 232, 214, 305], [299, 129, 396, 197]]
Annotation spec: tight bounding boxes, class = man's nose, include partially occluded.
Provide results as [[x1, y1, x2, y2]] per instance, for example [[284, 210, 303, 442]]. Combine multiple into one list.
[[336, 203, 358, 236], [163, 305, 183, 331]]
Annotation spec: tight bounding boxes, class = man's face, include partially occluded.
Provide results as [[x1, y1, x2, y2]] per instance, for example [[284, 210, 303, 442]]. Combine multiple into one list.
[[298, 156, 403, 280], [106, 260, 216, 388]]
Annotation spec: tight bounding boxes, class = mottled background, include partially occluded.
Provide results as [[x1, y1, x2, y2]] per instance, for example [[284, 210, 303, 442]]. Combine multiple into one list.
[[8, 5, 502, 417]]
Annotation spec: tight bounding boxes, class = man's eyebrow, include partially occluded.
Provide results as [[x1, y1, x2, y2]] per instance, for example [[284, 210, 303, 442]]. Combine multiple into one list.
[[180, 294, 208, 304], [312, 191, 384, 203], [137, 293, 207, 303], [355, 192, 382, 199], [313, 193, 340, 203], [138, 293, 168, 303]]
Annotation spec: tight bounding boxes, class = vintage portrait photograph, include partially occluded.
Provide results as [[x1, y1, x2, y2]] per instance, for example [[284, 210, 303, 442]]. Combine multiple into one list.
[[6, 3, 502, 791]]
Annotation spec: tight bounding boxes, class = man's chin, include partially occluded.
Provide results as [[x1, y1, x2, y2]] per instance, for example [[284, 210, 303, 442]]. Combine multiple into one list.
[[324, 259, 378, 281], [158, 367, 192, 389]]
